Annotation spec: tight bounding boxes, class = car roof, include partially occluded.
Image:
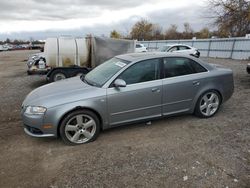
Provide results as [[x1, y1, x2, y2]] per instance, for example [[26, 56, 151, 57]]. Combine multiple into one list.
[[166, 43, 192, 46], [116, 52, 214, 71], [116, 52, 192, 62]]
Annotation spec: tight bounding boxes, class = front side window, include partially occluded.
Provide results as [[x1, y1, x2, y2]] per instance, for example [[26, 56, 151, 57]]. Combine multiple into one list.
[[84, 57, 129, 87], [163, 57, 207, 78], [161, 45, 171, 52], [118, 59, 160, 85], [168, 46, 178, 52]]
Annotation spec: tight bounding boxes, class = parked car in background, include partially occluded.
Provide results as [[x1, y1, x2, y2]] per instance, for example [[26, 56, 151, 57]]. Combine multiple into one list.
[[0, 45, 9, 51], [160, 44, 200, 58], [21, 52, 234, 145], [135, 43, 148, 52]]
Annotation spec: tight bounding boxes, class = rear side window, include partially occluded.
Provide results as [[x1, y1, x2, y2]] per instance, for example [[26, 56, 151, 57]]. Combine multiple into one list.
[[118, 58, 160, 85], [163, 57, 207, 78], [179, 46, 190, 50], [136, 44, 141, 48], [191, 60, 208, 73]]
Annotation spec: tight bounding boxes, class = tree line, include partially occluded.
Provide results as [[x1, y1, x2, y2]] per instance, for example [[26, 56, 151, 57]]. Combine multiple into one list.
[[111, 0, 250, 40], [110, 21, 226, 40]]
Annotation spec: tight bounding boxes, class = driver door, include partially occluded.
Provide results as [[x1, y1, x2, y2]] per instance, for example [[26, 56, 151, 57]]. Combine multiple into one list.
[[107, 58, 162, 126]]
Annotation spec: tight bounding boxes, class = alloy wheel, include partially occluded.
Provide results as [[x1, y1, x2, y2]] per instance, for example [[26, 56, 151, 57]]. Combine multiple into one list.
[[199, 92, 220, 117], [65, 114, 96, 144]]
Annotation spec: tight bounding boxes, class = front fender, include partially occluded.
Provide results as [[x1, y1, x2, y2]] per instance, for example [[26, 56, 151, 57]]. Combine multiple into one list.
[[43, 97, 108, 137]]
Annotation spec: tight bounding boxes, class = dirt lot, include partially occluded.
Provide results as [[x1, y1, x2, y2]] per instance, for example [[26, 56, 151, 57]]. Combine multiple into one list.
[[0, 50, 249, 188]]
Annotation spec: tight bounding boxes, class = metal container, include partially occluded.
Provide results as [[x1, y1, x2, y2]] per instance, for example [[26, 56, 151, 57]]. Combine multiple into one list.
[[44, 37, 90, 68]]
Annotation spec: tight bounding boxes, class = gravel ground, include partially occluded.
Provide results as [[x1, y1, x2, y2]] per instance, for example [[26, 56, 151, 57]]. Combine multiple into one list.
[[0, 50, 249, 188]]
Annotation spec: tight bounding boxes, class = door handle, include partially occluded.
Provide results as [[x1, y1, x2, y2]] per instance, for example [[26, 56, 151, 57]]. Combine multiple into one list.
[[193, 81, 200, 86], [151, 88, 160, 92]]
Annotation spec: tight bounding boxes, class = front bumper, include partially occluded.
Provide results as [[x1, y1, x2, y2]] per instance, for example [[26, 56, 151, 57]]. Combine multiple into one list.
[[27, 66, 48, 75], [21, 110, 56, 138], [247, 64, 250, 74], [24, 127, 55, 138]]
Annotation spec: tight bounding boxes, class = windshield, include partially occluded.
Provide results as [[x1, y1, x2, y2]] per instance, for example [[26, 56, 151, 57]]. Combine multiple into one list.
[[160, 45, 171, 52], [84, 57, 130, 87]]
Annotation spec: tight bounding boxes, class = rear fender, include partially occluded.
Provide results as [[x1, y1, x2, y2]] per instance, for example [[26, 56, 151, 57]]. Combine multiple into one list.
[[190, 83, 223, 113]]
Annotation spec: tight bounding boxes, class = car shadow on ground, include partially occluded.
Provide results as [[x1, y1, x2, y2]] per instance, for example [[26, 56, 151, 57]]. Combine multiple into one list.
[[25, 114, 194, 147], [240, 74, 250, 89], [102, 114, 193, 134], [29, 79, 48, 89]]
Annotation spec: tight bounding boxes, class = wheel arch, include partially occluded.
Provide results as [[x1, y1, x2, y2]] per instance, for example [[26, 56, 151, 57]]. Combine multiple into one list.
[[47, 67, 90, 80], [57, 106, 103, 138], [47, 68, 68, 82], [191, 88, 223, 113]]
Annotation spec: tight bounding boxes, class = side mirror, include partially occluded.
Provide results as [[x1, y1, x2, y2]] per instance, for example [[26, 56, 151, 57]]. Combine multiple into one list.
[[114, 79, 126, 88]]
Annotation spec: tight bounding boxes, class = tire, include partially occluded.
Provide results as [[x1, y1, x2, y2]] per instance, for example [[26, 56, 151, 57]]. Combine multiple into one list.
[[49, 69, 68, 82], [194, 90, 221, 118], [60, 109, 100, 145]]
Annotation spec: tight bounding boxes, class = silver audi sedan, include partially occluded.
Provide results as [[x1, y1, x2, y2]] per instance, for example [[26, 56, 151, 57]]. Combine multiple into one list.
[[21, 53, 234, 145]]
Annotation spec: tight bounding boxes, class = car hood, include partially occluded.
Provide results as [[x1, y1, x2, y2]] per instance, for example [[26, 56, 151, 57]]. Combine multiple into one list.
[[22, 77, 106, 108]]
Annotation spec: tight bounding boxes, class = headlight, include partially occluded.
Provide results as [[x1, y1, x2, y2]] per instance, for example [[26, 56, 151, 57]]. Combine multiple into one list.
[[25, 106, 47, 115]]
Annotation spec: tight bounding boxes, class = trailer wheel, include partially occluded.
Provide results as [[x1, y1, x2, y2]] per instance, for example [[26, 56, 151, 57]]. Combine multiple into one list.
[[75, 70, 88, 77], [49, 70, 68, 82]]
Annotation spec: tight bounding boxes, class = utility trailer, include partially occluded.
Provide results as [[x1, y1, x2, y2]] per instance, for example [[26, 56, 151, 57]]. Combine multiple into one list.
[[27, 36, 135, 82]]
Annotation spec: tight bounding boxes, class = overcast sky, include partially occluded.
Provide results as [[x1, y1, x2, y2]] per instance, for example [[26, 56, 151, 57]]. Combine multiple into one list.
[[0, 0, 211, 40]]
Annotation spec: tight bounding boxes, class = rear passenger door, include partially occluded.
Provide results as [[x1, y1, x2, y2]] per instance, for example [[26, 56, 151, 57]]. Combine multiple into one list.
[[162, 57, 207, 115]]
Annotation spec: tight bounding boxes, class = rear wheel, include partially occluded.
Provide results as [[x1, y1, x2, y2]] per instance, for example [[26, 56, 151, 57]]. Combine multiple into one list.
[[60, 110, 100, 145], [195, 90, 221, 118]]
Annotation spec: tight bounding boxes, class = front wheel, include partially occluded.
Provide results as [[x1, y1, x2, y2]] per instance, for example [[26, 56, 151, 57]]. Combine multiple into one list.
[[60, 110, 100, 145], [195, 90, 221, 118]]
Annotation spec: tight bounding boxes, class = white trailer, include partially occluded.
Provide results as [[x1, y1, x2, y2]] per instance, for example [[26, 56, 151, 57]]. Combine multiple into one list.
[[27, 36, 135, 82]]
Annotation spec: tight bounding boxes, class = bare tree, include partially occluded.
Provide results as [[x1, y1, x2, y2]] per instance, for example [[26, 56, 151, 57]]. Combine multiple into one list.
[[165, 24, 179, 39], [208, 0, 250, 37], [5, 38, 11, 44], [110, 30, 121, 39], [130, 19, 153, 40], [152, 24, 164, 40], [197, 27, 211, 38], [183, 22, 194, 39]]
